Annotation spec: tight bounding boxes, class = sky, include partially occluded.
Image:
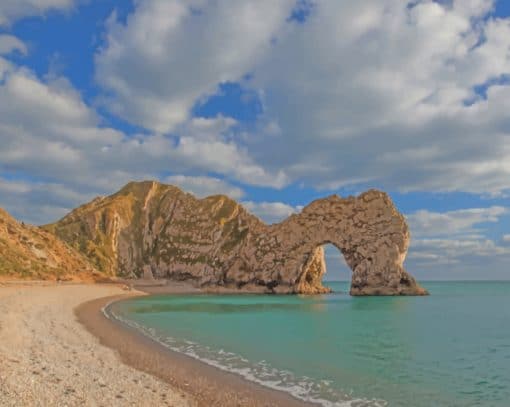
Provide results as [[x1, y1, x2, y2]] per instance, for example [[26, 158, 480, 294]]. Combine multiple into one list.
[[0, 0, 509, 280]]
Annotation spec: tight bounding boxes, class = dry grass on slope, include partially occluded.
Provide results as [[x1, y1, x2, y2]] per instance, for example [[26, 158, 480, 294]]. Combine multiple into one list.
[[0, 208, 102, 281]]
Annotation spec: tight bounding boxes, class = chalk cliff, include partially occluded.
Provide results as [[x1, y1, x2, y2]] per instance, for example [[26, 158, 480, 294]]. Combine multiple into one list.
[[46, 181, 427, 295]]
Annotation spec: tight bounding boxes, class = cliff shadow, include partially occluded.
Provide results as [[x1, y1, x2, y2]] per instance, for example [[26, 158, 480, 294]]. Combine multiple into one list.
[[296, 241, 352, 294]]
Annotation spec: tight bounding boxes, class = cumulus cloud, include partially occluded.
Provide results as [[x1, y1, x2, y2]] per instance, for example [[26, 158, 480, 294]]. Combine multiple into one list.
[[96, 0, 295, 133], [94, 0, 510, 194], [0, 0, 76, 26], [405, 206, 510, 276], [0, 177, 96, 224], [242, 201, 302, 224], [246, 0, 510, 194], [0, 35, 27, 55], [0, 64, 124, 186], [409, 237, 510, 262], [407, 206, 508, 237], [0, 57, 284, 223]]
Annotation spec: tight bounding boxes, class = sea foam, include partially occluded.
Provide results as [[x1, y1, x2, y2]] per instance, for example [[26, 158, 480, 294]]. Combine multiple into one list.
[[104, 303, 387, 407]]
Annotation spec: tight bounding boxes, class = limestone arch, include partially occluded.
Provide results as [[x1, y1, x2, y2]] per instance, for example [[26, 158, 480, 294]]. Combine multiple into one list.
[[293, 233, 426, 295], [285, 190, 428, 295]]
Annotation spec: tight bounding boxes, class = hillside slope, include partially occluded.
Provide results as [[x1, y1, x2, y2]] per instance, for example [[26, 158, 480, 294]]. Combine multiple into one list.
[[0, 208, 100, 281], [45, 181, 263, 279]]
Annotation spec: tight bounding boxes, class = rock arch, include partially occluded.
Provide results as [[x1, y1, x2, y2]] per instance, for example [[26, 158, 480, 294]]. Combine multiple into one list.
[[49, 181, 428, 296], [236, 189, 428, 295]]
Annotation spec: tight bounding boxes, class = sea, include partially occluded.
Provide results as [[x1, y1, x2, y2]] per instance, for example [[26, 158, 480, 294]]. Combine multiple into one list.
[[107, 281, 510, 406]]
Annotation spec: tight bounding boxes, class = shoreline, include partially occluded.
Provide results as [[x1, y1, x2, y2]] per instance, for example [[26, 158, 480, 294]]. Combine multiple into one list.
[[76, 291, 313, 407], [0, 283, 194, 406]]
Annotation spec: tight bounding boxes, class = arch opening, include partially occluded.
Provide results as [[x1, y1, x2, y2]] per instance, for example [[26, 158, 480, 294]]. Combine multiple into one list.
[[294, 237, 429, 296], [296, 241, 352, 294], [322, 243, 351, 292]]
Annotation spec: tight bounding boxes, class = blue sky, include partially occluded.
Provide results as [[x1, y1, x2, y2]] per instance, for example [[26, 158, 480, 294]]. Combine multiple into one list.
[[0, 0, 509, 280]]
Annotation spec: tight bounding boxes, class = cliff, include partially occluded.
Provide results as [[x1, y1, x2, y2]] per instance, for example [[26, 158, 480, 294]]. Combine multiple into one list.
[[0, 208, 100, 281], [45, 181, 427, 295]]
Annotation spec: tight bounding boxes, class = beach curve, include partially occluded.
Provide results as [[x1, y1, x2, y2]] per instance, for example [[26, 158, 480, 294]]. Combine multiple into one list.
[[0, 281, 311, 406], [0, 282, 194, 406], [76, 288, 313, 407]]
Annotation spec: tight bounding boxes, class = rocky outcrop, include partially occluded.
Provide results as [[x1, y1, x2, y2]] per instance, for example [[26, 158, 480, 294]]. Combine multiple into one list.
[[46, 181, 427, 295], [0, 208, 100, 281]]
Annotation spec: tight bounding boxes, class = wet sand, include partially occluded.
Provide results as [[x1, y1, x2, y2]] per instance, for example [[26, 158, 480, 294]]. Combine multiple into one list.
[[0, 282, 311, 406], [76, 291, 312, 407]]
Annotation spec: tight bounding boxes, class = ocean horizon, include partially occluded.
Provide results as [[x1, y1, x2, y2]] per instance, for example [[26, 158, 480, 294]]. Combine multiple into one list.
[[108, 281, 510, 406]]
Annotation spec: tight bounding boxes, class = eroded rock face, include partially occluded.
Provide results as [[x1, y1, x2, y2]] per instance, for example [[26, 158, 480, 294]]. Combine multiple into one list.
[[47, 181, 428, 295]]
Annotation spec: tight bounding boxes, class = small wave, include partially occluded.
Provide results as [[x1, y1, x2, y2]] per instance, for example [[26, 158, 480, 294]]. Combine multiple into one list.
[[104, 304, 386, 407]]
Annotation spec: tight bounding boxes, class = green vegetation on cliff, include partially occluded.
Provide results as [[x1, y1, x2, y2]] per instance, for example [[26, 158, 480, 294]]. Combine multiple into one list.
[[0, 208, 100, 281], [44, 181, 261, 278]]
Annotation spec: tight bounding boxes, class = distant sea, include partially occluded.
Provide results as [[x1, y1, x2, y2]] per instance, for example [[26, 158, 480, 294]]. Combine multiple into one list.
[[108, 282, 510, 406]]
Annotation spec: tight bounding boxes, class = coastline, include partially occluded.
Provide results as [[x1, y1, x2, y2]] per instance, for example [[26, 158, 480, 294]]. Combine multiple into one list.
[[0, 281, 311, 406], [0, 283, 194, 406], [76, 290, 313, 407]]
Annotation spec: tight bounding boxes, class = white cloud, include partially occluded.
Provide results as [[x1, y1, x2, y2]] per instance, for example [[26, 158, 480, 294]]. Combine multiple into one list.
[[168, 117, 287, 188], [164, 175, 244, 200], [241, 201, 302, 224], [0, 0, 76, 26], [0, 178, 31, 194], [405, 206, 510, 276], [0, 64, 123, 183], [407, 206, 508, 238], [0, 63, 284, 189], [244, 0, 510, 194], [2, 70, 97, 127], [96, 0, 295, 133], [453, 0, 495, 18], [0, 56, 285, 223], [0, 35, 27, 55], [410, 237, 510, 260], [92, 0, 510, 195], [0, 177, 96, 224]]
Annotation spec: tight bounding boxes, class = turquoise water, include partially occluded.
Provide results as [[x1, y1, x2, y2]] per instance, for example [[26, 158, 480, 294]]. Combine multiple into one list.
[[108, 282, 510, 406]]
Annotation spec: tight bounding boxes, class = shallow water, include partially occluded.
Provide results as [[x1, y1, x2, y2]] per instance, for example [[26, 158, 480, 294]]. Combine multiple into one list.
[[109, 281, 510, 406]]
